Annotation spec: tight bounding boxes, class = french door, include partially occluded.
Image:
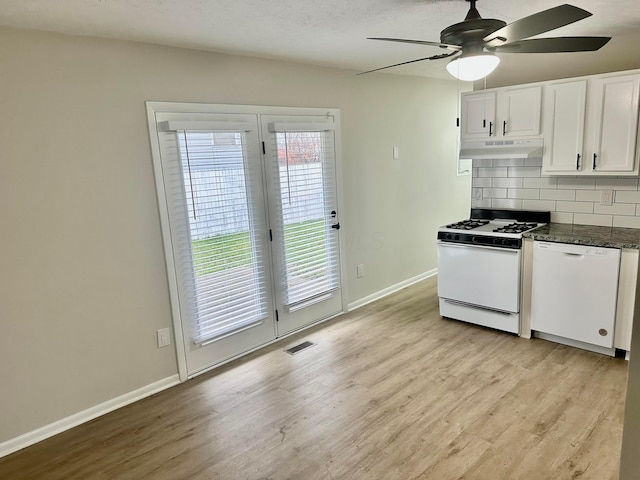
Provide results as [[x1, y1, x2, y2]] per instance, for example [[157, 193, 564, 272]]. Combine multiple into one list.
[[147, 105, 344, 377], [262, 115, 344, 335]]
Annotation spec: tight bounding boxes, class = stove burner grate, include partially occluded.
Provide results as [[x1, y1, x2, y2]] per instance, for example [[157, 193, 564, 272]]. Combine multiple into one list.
[[445, 219, 490, 230], [493, 222, 539, 234]]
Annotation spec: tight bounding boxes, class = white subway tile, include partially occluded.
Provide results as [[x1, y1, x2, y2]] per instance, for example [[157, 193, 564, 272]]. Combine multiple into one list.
[[483, 188, 507, 198], [550, 212, 574, 224], [478, 167, 508, 178], [508, 188, 540, 199], [522, 200, 556, 211], [523, 177, 558, 189], [472, 177, 491, 188], [524, 158, 543, 167], [556, 201, 594, 213], [492, 177, 523, 188], [615, 191, 640, 203], [540, 189, 576, 201], [594, 203, 637, 215], [614, 216, 640, 229], [636, 204, 640, 216], [508, 166, 541, 178], [492, 198, 523, 209], [573, 213, 613, 227], [493, 158, 525, 167], [557, 178, 596, 190], [473, 159, 493, 168], [595, 178, 639, 190], [575, 190, 601, 202], [472, 188, 483, 200], [472, 198, 492, 208]]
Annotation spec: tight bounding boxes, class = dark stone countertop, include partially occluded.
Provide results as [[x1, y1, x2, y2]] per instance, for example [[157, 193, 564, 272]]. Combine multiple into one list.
[[523, 223, 640, 249]]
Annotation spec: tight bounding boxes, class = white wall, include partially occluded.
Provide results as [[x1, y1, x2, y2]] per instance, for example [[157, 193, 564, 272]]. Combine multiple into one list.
[[0, 27, 470, 445]]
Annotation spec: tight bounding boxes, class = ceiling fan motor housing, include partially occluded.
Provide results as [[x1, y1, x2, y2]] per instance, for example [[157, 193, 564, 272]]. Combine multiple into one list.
[[440, 18, 506, 49]]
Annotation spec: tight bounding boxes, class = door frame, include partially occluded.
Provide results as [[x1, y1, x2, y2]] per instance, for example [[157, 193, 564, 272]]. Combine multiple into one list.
[[146, 102, 348, 381]]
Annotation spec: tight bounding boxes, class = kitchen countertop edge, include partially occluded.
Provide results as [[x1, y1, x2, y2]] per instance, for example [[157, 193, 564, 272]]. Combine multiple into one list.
[[523, 223, 640, 249]]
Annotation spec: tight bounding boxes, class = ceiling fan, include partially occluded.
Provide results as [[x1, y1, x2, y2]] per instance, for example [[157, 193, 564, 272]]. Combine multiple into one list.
[[361, 0, 611, 80]]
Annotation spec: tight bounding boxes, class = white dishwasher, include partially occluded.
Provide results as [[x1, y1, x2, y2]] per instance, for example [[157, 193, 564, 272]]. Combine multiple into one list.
[[530, 241, 621, 354]]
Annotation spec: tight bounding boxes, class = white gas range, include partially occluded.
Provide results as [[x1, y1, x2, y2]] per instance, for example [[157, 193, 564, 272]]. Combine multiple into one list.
[[437, 208, 550, 334]]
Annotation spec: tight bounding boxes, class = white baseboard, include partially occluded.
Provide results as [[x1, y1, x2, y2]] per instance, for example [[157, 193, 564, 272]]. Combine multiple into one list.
[[348, 268, 437, 311], [0, 374, 180, 459]]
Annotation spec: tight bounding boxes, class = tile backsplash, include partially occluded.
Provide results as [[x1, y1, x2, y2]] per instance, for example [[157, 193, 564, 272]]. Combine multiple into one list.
[[471, 157, 640, 228]]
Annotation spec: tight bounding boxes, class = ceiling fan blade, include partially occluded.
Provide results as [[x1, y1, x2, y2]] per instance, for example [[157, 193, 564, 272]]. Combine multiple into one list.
[[358, 52, 458, 75], [484, 4, 592, 47], [491, 36, 611, 54], [368, 37, 461, 51]]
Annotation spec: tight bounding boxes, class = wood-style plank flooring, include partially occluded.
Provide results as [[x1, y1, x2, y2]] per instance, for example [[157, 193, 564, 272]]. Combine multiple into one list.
[[0, 277, 629, 479]]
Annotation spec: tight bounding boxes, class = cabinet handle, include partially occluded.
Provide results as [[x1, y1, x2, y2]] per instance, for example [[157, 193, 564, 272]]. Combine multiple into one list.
[[576, 153, 581, 171], [503, 120, 507, 136], [593, 153, 597, 170], [489, 122, 493, 137], [483, 119, 486, 128]]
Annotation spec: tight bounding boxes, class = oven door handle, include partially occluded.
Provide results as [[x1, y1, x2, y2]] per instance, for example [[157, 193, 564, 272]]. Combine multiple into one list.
[[438, 241, 520, 254]]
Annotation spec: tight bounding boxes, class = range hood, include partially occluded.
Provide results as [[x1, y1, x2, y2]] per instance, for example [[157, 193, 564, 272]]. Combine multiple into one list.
[[460, 138, 544, 160]]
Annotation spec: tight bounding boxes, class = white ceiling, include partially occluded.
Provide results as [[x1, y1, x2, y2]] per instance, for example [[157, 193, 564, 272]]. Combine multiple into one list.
[[1, 0, 639, 79]]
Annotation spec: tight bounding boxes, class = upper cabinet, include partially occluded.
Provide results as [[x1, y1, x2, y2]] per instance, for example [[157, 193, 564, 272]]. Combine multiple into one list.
[[460, 91, 496, 140], [588, 74, 640, 173], [542, 72, 640, 176], [497, 86, 542, 138], [461, 86, 541, 141], [461, 70, 640, 176], [542, 80, 587, 174]]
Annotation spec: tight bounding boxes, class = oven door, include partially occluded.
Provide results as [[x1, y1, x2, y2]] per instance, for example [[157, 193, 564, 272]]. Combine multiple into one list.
[[437, 241, 521, 313]]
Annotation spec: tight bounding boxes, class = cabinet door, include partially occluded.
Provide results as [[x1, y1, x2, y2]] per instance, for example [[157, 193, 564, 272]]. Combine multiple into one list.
[[460, 91, 496, 140], [498, 86, 541, 137], [542, 81, 586, 174], [589, 74, 640, 173]]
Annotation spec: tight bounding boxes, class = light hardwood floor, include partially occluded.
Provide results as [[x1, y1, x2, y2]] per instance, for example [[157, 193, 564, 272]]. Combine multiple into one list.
[[0, 277, 629, 479]]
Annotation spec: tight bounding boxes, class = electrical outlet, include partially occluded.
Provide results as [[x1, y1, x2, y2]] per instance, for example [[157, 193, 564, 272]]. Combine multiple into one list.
[[157, 328, 171, 348], [357, 264, 365, 278], [393, 147, 399, 160], [601, 189, 613, 206]]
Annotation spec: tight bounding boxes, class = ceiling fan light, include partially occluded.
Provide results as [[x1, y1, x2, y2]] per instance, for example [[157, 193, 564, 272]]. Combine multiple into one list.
[[446, 53, 500, 81]]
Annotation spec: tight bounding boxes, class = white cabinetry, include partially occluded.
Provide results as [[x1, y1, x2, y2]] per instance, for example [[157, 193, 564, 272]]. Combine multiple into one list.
[[497, 86, 541, 138], [460, 91, 496, 140], [615, 249, 638, 352], [542, 80, 586, 173], [588, 74, 640, 173], [460, 86, 541, 141], [542, 72, 640, 176]]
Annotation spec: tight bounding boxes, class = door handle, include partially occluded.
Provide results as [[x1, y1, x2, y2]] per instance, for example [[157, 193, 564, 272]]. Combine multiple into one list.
[[331, 223, 340, 230]]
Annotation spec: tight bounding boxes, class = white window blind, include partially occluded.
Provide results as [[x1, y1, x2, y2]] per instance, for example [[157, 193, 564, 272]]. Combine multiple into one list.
[[159, 126, 269, 345], [267, 125, 341, 308]]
